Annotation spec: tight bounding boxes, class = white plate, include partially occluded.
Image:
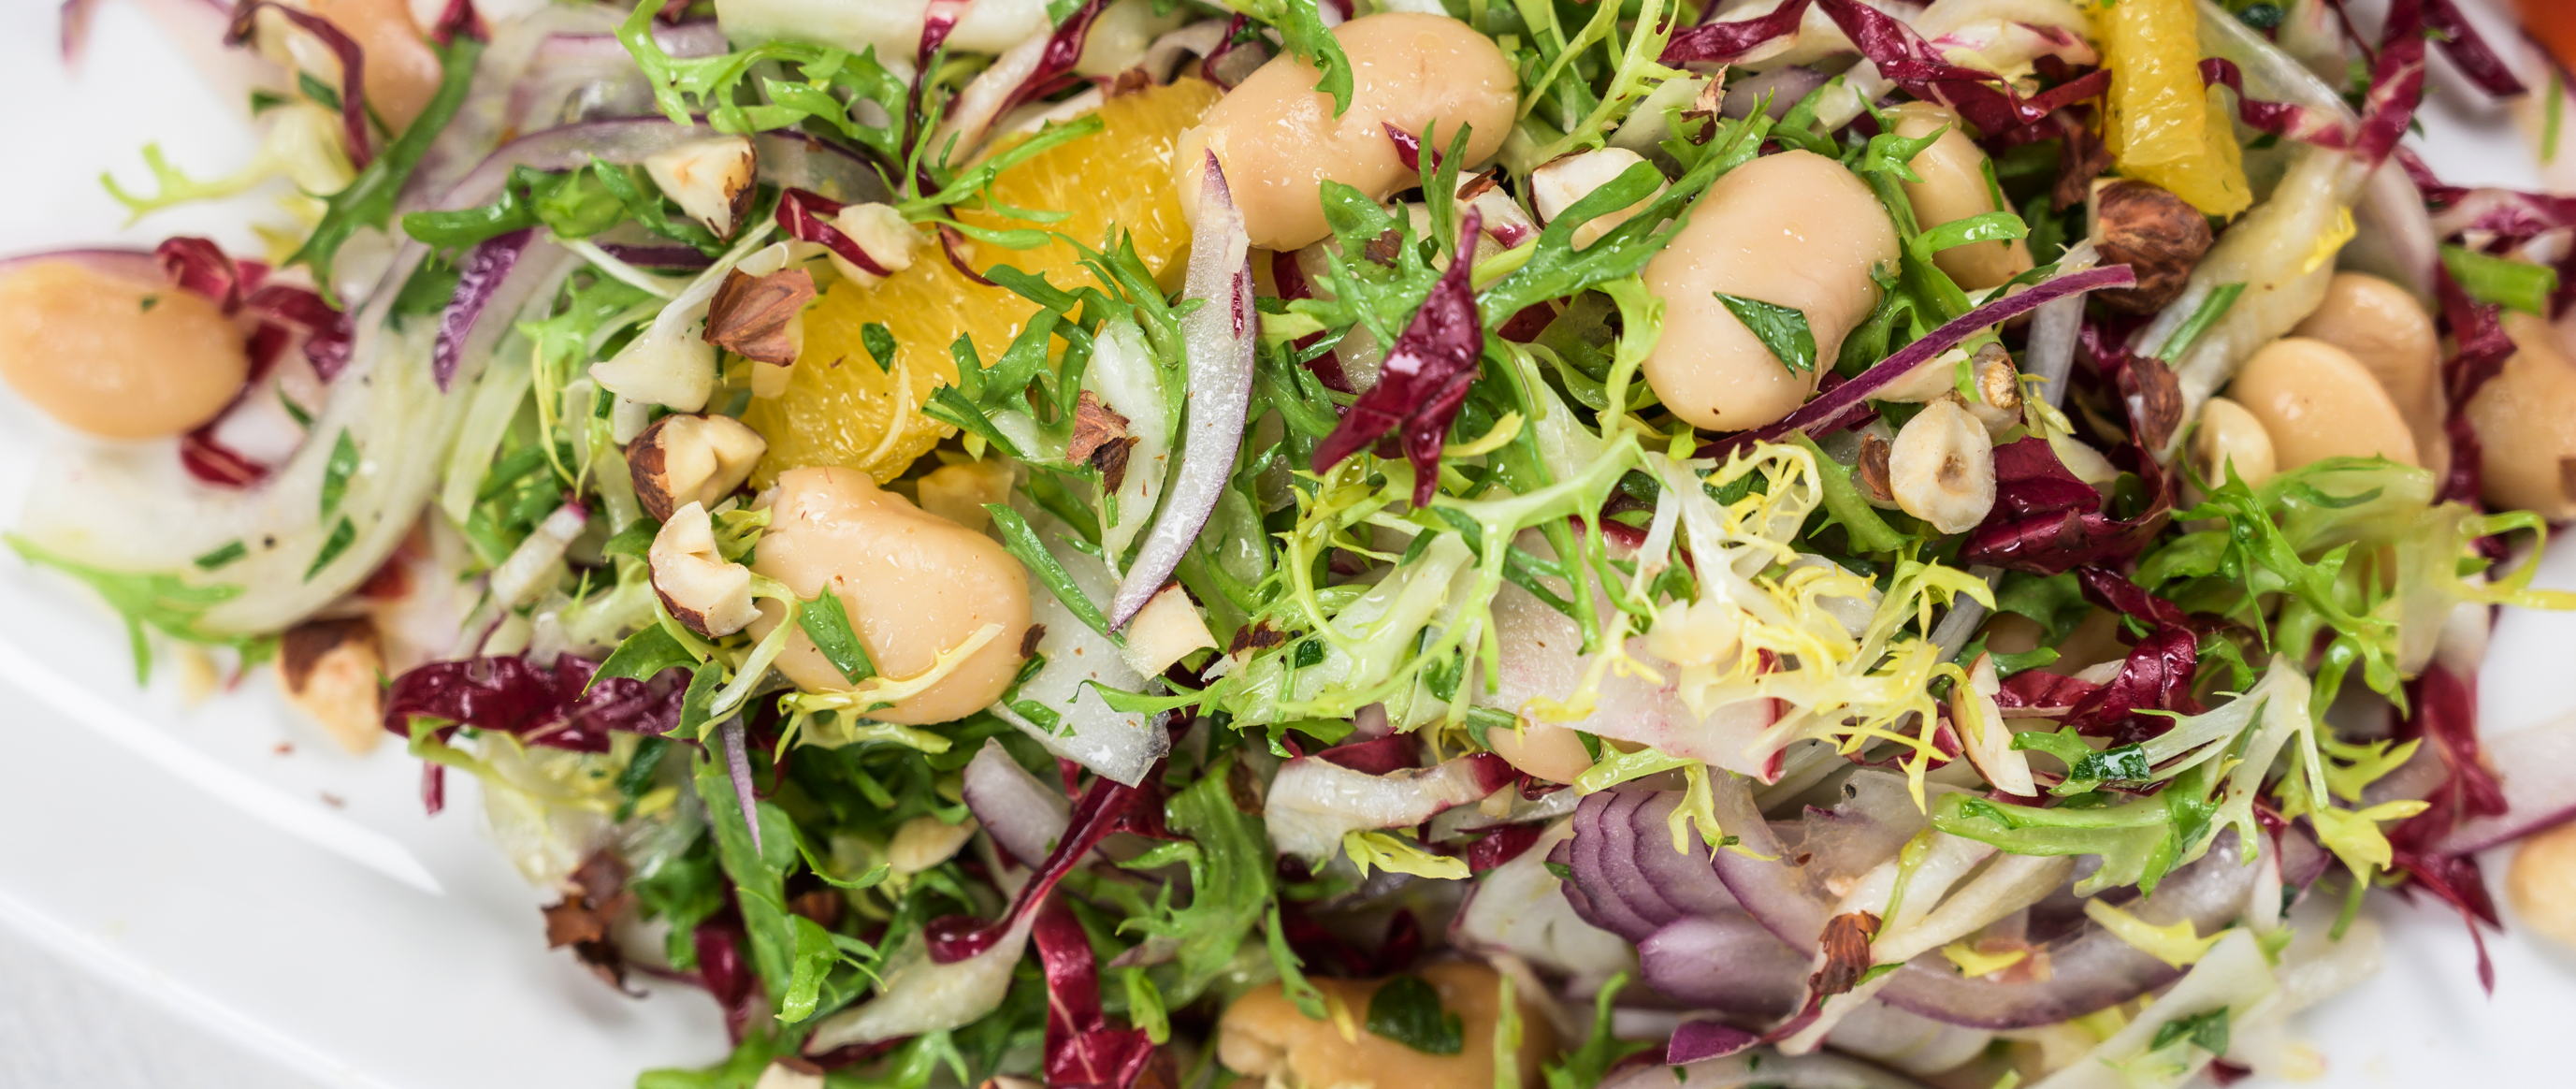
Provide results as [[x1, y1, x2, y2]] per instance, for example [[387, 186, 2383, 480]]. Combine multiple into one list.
[[0, 3, 2569, 1088]]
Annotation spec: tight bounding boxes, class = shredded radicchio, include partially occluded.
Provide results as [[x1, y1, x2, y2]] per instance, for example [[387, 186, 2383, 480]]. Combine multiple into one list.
[[1661, 0, 1815, 65], [924, 772, 1166, 963], [1034, 900, 1163, 1089], [776, 187, 891, 278], [1702, 265, 2138, 459], [996, 0, 1111, 120], [1814, 0, 2040, 137], [433, 228, 534, 389], [1312, 209, 1486, 507], [1959, 438, 2173, 575], [153, 237, 354, 486], [224, 1, 375, 168], [2384, 663, 2506, 990], [383, 657, 687, 754]]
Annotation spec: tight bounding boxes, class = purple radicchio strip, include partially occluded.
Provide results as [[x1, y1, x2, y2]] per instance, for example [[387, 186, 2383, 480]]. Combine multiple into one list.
[[1661, 0, 1815, 65], [224, 0, 374, 168], [1107, 152, 1256, 629], [1815, 0, 2036, 136], [996, 0, 1112, 121], [1311, 207, 1487, 508], [926, 775, 1162, 963], [1035, 900, 1161, 1089], [432, 227, 533, 389], [1700, 264, 2136, 459], [381, 655, 687, 755], [1957, 438, 2173, 575], [776, 187, 891, 278]]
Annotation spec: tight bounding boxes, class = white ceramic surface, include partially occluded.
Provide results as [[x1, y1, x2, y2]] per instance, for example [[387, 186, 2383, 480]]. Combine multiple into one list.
[[0, 3, 2570, 1088]]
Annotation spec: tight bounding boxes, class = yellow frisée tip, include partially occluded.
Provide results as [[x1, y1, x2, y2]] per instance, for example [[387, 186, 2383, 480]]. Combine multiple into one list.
[[779, 621, 1006, 728], [1444, 411, 1526, 457], [2083, 898, 2222, 968], [1939, 939, 2031, 978], [1342, 829, 1470, 880]]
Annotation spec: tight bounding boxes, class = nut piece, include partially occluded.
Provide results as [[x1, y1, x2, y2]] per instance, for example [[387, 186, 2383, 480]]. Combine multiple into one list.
[[630, 414, 770, 523], [703, 268, 817, 367], [277, 617, 385, 754], [1530, 147, 1666, 249], [915, 458, 1017, 531], [1856, 431, 1898, 507], [2188, 396, 2277, 488], [1889, 396, 1997, 534], [649, 501, 760, 637], [1966, 342, 2022, 434], [1120, 582, 1218, 677], [2091, 180, 2215, 314], [643, 137, 756, 239], [829, 203, 928, 286]]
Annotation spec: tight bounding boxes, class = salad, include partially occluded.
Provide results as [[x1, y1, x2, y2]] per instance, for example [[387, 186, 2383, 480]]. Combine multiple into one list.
[[9, 0, 2576, 1086]]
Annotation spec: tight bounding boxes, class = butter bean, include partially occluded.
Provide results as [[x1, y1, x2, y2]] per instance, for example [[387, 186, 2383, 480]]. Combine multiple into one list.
[[1641, 151, 1898, 431]]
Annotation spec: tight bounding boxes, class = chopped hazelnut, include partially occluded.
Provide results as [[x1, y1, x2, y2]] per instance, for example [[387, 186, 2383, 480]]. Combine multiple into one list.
[[649, 501, 760, 637], [277, 617, 385, 754], [2092, 181, 2215, 314], [643, 137, 756, 240], [629, 413, 769, 523]]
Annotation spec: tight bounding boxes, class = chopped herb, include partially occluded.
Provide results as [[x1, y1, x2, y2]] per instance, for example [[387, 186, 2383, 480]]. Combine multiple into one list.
[[191, 541, 248, 572], [1714, 293, 1818, 375], [304, 517, 356, 582], [319, 429, 359, 519], [1364, 974, 1465, 1056], [795, 588, 878, 684]]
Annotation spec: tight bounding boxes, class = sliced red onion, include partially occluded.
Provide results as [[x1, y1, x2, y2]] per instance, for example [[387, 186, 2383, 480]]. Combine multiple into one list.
[[933, 2, 1108, 161], [594, 243, 716, 270], [1667, 1021, 1764, 1065], [1608, 1048, 1937, 1089], [60, 0, 96, 64], [919, 0, 968, 65], [1875, 832, 2261, 1029], [432, 227, 535, 389], [1263, 752, 1513, 864], [717, 715, 763, 852], [2023, 241, 2097, 408], [2431, 717, 2576, 855], [1640, 913, 1811, 1022], [1107, 152, 1253, 630], [1722, 66, 1831, 121], [1450, 820, 1634, 987], [963, 737, 1074, 868], [180, 429, 269, 487], [1702, 265, 2135, 459], [224, 1, 373, 167]]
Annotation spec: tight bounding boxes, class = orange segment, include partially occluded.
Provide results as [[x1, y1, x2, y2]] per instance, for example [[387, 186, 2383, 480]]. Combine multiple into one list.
[[747, 79, 1223, 486], [2099, 0, 2250, 218]]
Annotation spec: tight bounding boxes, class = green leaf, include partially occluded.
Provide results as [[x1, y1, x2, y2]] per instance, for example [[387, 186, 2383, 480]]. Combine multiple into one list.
[[777, 914, 839, 1023], [319, 429, 359, 518], [2065, 743, 2153, 785], [296, 70, 342, 112], [1118, 753, 1271, 1005], [7, 533, 249, 683], [192, 541, 248, 572], [2149, 1007, 2231, 1054], [1229, 1, 1354, 115], [597, 624, 697, 685], [613, 735, 672, 821], [2440, 245, 2559, 315], [1714, 293, 1818, 375], [1909, 211, 2029, 262], [862, 322, 899, 372], [985, 504, 1117, 639], [695, 751, 800, 1004], [1365, 974, 1465, 1055], [1542, 973, 1655, 1089], [1265, 903, 1328, 1020], [1786, 432, 1905, 553], [304, 517, 356, 582], [795, 588, 878, 684], [601, 519, 658, 561], [2150, 282, 2246, 361], [292, 36, 485, 300]]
